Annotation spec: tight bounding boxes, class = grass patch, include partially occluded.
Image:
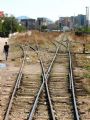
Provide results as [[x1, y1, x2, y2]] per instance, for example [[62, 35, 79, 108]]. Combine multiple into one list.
[[83, 73, 90, 78], [88, 108, 90, 112], [84, 66, 90, 70]]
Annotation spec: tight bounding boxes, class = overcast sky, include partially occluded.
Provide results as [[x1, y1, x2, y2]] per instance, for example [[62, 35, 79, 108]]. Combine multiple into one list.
[[0, 0, 90, 21]]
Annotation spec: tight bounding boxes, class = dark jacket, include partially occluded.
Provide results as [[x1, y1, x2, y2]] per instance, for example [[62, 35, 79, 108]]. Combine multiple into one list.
[[4, 44, 9, 52]]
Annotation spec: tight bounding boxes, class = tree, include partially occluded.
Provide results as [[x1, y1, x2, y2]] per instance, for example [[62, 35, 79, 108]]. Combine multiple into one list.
[[41, 25, 47, 31], [0, 16, 26, 34]]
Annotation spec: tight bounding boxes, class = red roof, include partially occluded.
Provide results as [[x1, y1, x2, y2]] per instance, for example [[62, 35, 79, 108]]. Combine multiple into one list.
[[0, 11, 4, 17]]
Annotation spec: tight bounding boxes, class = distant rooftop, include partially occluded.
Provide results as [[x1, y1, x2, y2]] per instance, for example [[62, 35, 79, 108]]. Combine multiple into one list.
[[17, 16, 30, 20]]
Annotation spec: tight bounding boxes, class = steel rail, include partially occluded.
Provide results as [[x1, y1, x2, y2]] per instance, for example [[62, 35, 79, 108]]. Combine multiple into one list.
[[67, 41, 80, 120], [4, 45, 26, 120], [69, 40, 90, 44], [28, 45, 58, 120], [43, 46, 60, 120], [39, 45, 60, 120], [28, 35, 65, 120], [55, 40, 67, 48]]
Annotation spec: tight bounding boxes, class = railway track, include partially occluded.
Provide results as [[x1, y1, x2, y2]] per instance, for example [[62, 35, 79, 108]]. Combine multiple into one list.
[[66, 38, 90, 120], [3, 45, 26, 120], [0, 45, 25, 120], [28, 35, 80, 120], [48, 52, 73, 120], [3, 34, 81, 120], [70, 47, 90, 119], [3, 45, 42, 120]]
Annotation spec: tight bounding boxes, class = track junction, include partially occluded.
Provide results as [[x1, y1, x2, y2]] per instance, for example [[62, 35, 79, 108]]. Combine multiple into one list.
[[1, 33, 90, 120]]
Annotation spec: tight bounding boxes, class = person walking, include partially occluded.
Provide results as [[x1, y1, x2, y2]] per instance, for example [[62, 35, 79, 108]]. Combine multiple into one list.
[[3, 42, 9, 61]]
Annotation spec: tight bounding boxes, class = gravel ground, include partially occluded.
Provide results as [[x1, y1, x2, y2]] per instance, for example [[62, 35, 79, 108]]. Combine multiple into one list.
[[1, 33, 90, 120]]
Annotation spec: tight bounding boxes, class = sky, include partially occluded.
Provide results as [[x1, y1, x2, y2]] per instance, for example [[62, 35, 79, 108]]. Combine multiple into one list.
[[0, 0, 90, 21]]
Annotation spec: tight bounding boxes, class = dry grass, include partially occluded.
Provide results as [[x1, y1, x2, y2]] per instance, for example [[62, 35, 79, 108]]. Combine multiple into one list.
[[69, 32, 90, 93], [82, 78, 90, 93], [69, 32, 90, 43], [68, 32, 90, 53], [10, 30, 60, 45], [9, 30, 61, 63], [74, 53, 90, 93]]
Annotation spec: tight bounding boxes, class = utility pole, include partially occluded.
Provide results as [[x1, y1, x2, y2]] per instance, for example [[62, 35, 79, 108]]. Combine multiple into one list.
[[73, 13, 75, 31], [86, 6, 89, 29], [38, 19, 41, 32], [86, 7, 89, 42], [11, 15, 13, 34], [83, 6, 89, 54], [58, 18, 59, 31]]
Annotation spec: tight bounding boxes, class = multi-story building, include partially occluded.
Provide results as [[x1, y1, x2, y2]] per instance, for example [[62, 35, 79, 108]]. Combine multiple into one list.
[[59, 14, 86, 30], [20, 18, 36, 30], [75, 14, 86, 27], [36, 17, 53, 29], [59, 17, 71, 30]]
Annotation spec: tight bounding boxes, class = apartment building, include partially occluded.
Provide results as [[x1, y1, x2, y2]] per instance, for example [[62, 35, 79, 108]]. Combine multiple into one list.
[[59, 14, 86, 30], [36, 17, 53, 29], [20, 18, 36, 30]]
